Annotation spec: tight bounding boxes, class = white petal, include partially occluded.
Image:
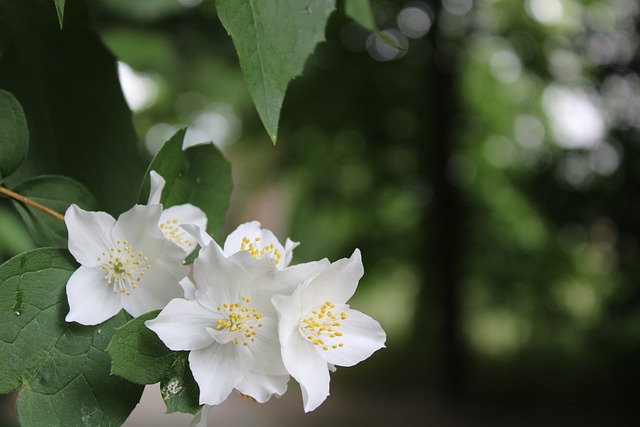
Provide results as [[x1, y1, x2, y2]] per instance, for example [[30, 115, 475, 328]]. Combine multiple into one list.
[[235, 372, 289, 403], [223, 221, 286, 269], [283, 238, 300, 267], [145, 298, 216, 351], [111, 204, 165, 260], [300, 249, 363, 309], [161, 204, 207, 230], [181, 224, 215, 248], [151, 237, 190, 283], [65, 205, 115, 268], [192, 243, 245, 308], [260, 259, 329, 297], [65, 266, 122, 325], [280, 330, 330, 412], [245, 316, 287, 376], [147, 170, 165, 205], [180, 275, 196, 300], [159, 205, 208, 253], [227, 250, 275, 273], [222, 221, 261, 256], [272, 293, 303, 348], [122, 265, 184, 317], [189, 343, 252, 405], [322, 308, 386, 367]]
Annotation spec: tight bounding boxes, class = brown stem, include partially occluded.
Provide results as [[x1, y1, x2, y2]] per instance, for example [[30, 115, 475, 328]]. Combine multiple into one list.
[[0, 186, 65, 222]]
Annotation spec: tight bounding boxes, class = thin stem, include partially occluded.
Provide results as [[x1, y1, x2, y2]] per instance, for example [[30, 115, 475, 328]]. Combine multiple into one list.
[[0, 185, 65, 222]]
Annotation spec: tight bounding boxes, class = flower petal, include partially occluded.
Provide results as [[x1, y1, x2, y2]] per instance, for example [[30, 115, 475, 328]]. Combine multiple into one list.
[[322, 307, 386, 367], [283, 238, 300, 267], [245, 316, 287, 376], [271, 293, 303, 348], [65, 204, 115, 268], [161, 204, 207, 230], [145, 298, 216, 351], [147, 170, 165, 205], [258, 259, 329, 297], [235, 371, 289, 403], [223, 221, 286, 270], [300, 249, 363, 309], [273, 292, 330, 412], [123, 265, 184, 317], [222, 221, 261, 256], [65, 266, 122, 325], [159, 204, 208, 253], [181, 224, 215, 248], [189, 343, 251, 405], [280, 329, 330, 412], [111, 204, 165, 260], [180, 275, 196, 300], [192, 243, 245, 309], [151, 237, 190, 283]]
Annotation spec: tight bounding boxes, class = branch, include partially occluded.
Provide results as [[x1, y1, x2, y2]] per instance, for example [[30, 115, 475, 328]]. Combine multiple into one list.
[[0, 186, 65, 222]]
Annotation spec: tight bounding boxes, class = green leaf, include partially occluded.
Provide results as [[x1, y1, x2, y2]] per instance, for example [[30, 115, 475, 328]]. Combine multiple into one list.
[[108, 310, 202, 415], [11, 175, 98, 247], [139, 129, 233, 242], [108, 310, 177, 385], [345, 0, 376, 31], [217, 0, 336, 142], [0, 0, 145, 214], [0, 248, 144, 426], [0, 89, 28, 181], [160, 354, 201, 414], [54, 0, 65, 29]]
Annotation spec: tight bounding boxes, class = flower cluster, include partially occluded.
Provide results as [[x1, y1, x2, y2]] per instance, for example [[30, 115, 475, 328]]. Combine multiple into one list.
[[64, 171, 386, 415]]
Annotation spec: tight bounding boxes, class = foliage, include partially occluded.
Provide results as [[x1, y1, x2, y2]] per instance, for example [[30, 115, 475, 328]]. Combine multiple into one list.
[[0, 248, 143, 426], [0, 0, 379, 425]]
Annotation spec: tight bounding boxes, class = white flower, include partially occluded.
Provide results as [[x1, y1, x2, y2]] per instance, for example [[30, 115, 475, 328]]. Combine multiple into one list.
[[222, 221, 299, 270], [148, 170, 207, 253], [64, 204, 189, 325], [146, 242, 322, 405], [181, 221, 299, 272], [271, 249, 386, 412]]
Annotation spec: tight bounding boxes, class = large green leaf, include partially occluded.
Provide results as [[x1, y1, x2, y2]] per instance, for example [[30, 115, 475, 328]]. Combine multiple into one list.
[[0, 248, 143, 426], [139, 129, 233, 242], [0, 89, 28, 181], [217, 0, 336, 142], [0, 0, 144, 214], [108, 310, 201, 415], [11, 175, 98, 247]]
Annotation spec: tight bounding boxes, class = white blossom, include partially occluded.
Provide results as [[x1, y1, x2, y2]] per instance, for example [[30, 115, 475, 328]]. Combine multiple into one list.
[[272, 249, 386, 412], [64, 204, 189, 325], [148, 170, 207, 253]]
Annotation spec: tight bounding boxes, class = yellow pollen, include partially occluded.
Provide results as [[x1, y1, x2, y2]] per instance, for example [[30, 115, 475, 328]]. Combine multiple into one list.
[[214, 296, 262, 347], [239, 236, 283, 265], [99, 242, 150, 295], [159, 218, 194, 251], [299, 301, 346, 351]]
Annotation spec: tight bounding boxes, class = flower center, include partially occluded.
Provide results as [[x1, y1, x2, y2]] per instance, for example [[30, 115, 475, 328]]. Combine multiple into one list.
[[214, 296, 263, 347], [159, 218, 195, 251], [299, 301, 346, 351], [98, 240, 151, 295], [240, 236, 282, 265]]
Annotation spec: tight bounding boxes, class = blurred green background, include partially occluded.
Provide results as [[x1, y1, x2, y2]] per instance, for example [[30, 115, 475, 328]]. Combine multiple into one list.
[[2, 0, 640, 425]]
